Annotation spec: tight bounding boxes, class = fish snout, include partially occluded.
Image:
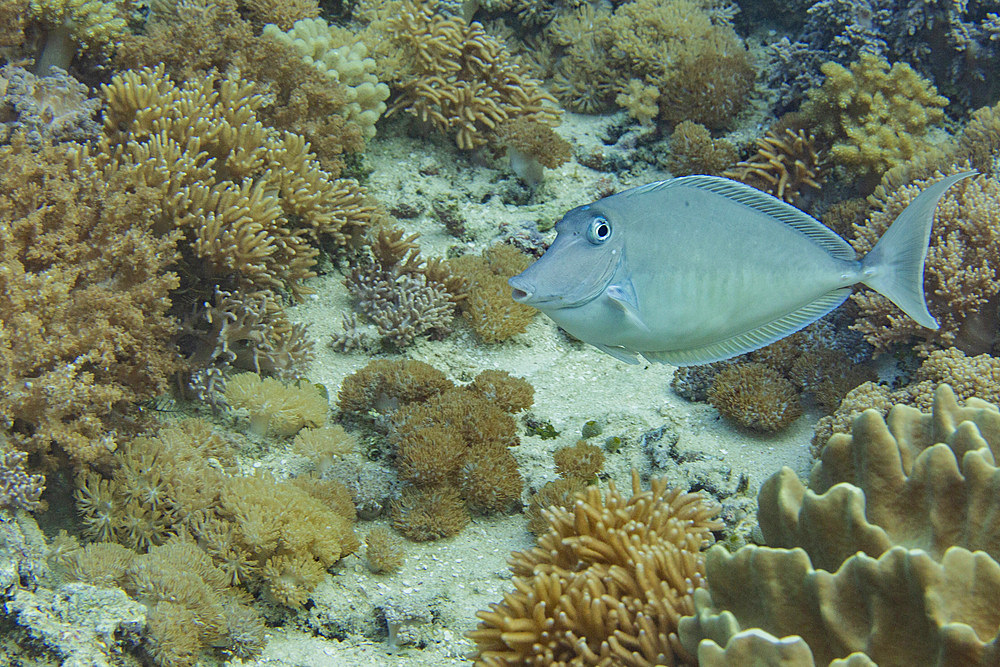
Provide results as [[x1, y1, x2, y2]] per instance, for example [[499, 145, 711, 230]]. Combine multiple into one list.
[[508, 275, 534, 303]]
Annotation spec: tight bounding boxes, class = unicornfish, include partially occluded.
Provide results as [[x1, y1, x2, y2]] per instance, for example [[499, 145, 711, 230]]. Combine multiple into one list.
[[508, 172, 975, 365]]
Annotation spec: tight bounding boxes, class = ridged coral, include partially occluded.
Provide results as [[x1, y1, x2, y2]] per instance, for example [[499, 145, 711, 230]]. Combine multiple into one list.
[[383, 0, 560, 150], [679, 384, 1000, 665], [469, 471, 722, 665], [0, 136, 180, 466]]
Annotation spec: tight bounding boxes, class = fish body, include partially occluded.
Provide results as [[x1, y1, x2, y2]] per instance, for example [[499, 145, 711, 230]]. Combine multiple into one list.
[[509, 173, 975, 365]]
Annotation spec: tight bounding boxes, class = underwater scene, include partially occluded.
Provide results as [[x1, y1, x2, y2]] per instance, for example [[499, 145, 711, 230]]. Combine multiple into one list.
[[3, 0, 1000, 664]]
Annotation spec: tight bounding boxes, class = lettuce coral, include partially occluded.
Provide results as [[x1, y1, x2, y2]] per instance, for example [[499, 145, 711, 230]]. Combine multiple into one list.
[[679, 384, 1000, 665]]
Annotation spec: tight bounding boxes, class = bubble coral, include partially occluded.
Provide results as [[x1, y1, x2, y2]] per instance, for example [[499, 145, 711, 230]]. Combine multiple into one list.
[[469, 470, 722, 665]]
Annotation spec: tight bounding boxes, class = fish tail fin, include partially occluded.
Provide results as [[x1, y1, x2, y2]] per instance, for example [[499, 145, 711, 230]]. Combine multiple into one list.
[[859, 170, 976, 330]]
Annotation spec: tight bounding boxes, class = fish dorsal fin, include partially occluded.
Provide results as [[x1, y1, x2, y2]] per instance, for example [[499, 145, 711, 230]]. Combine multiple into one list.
[[631, 175, 857, 261], [640, 287, 852, 366]]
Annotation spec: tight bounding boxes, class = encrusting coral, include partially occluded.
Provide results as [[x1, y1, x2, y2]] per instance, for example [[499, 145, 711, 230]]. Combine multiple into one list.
[[678, 384, 1000, 665], [381, 0, 561, 150], [0, 136, 180, 466], [469, 470, 722, 665]]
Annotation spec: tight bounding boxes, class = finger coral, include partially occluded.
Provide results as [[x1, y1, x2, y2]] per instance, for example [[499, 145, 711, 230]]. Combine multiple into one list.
[[803, 52, 948, 184], [94, 64, 375, 298], [469, 470, 722, 665], [383, 0, 560, 150], [0, 136, 180, 466], [679, 384, 1000, 665], [724, 127, 826, 206]]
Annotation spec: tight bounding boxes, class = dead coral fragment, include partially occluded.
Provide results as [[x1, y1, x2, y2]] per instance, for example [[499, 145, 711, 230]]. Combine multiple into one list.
[[224, 372, 329, 437], [708, 363, 803, 432], [470, 471, 721, 665]]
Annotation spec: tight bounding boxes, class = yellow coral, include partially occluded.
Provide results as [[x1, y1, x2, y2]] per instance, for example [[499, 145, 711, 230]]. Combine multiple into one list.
[[804, 53, 948, 182], [224, 372, 328, 437]]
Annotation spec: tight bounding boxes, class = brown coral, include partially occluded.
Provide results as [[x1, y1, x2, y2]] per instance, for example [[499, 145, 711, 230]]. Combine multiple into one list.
[[680, 384, 1000, 665], [0, 136, 180, 466], [470, 471, 722, 665], [223, 372, 329, 437], [707, 363, 803, 432], [449, 244, 537, 343], [383, 0, 560, 150], [850, 170, 1000, 354], [662, 120, 737, 176], [365, 525, 405, 573], [724, 127, 825, 205]]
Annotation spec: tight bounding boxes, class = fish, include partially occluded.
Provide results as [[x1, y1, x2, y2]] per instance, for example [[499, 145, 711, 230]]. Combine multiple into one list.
[[508, 172, 975, 366]]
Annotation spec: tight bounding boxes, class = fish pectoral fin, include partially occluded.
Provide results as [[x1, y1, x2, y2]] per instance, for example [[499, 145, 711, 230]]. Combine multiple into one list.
[[606, 283, 650, 332], [592, 342, 641, 364]]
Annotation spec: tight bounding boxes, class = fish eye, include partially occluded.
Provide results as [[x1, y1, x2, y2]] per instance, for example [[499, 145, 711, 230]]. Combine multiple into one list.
[[586, 217, 612, 244]]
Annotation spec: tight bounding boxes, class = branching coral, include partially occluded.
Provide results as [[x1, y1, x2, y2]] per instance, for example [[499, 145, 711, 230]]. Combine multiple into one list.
[[340, 226, 466, 348], [803, 52, 948, 183], [383, 0, 560, 150], [0, 448, 45, 511], [0, 136, 180, 466], [849, 170, 1000, 354], [94, 64, 375, 298], [679, 384, 1000, 665], [724, 127, 825, 205], [470, 471, 722, 665]]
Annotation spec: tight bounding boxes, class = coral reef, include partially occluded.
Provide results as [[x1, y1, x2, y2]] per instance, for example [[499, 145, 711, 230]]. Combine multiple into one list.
[[679, 384, 1000, 665], [448, 244, 537, 343], [223, 372, 329, 437], [661, 120, 737, 176], [802, 52, 948, 183], [0, 448, 45, 511], [470, 471, 722, 665], [724, 127, 825, 205], [0, 136, 180, 466], [263, 17, 390, 139], [73, 419, 358, 609], [0, 65, 100, 145], [340, 227, 464, 348], [382, 0, 561, 150], [850, 169, 1000, 354], [29, 0, 128, 72], [601, 0, 755, 129], [95, 64, 374, 297]]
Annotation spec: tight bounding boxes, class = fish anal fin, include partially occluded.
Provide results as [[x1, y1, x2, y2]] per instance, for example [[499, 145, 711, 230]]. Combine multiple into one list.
[[593, 342, 641, 364], [642, 288, 852, 366]]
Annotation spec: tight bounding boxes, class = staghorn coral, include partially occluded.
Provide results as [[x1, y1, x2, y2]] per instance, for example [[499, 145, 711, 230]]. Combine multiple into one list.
[[661, 120, 737, 177], [803, 52, 948, 184], [94, 64, 375, 299], [0, 136, 180, 466], [724, 127, 825, 205], [382, 0, 561, 150], [448, 244, 537, 343], [469, 470, 722, 665], [223, 372, 329, 437], [0, 65, 100, 145], [0, 447, 45, 511], [679, 384, 1000, 665], [29, 0, 129, 73], [850, 169, 1000, 354]]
